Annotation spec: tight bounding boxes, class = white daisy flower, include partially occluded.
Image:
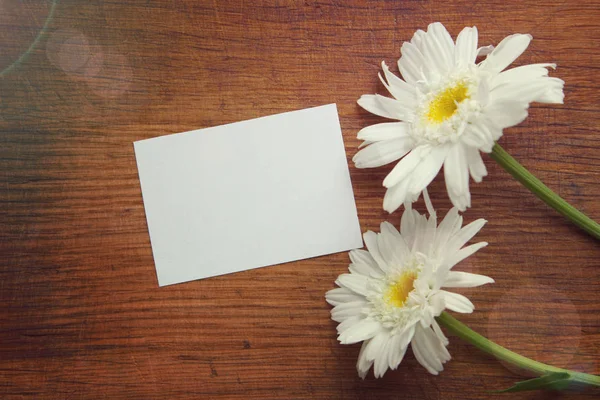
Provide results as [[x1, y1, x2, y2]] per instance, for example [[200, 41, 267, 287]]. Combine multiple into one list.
[[354, 22, 564, 212], [326, 193, 493, 378]]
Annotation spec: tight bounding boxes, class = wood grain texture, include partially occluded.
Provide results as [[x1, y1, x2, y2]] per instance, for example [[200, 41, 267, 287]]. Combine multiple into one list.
[[1, 0, 599, 399]]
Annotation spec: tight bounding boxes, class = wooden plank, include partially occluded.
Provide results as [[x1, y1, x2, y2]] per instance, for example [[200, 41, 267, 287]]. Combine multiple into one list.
[[1, 1, 598, 398]]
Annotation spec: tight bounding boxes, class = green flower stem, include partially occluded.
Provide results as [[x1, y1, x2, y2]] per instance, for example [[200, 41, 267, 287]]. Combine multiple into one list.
[[489, 143, 600, 240], [437, 312, 600, 388]]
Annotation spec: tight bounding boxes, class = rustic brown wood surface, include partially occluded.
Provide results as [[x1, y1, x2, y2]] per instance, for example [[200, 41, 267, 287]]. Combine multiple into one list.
[[1, 1, 599, 399]]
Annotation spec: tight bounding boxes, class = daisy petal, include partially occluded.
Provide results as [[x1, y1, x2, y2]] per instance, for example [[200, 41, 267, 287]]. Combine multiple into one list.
[[326, 287, 364, 306], [348, 262, 371, 277], [348, 249, 377, 268], [383, 145, 432, 188], [374, 334, 393, 378], [445, 145, 469, 196], [338, 318, 381, 344], [358, 140, 373, 150], [484, 100, 530, 129], [434, 207, 462, 250], [353, 137, 414, 168], [387, 332, 409, 370], [398, 324, 417, 351], [408, 145, 450, 194], [379, 221, 410, 263], [445, 241, 488, 270], [476, 76, 491, 106], [356, 122, 411, 142], [400, 205, 420, 247], [389, 325, 415, 369], [443, 271, 495, 288], [475, 117, 502, 149], [379, 61, 417, 105], [410, 211, 434, 254], [383, 181, 410, 214], [422, 189, 437, 224], [398, 41, 426, 84], [468, 120, 495, 148], [410, 29, 428, 51], [421, 324, 451, 362], [331, 301, 366, 322], [379, 220, 401, 241], [357, 341, 374, 379], [491, 76, 565, 105], [465, 146, 488, 182], [442, 291, 475, 313], [493, 63, 564, 103], [443, 145, 471, 211], [358, 94, 414, 121], [349, 249, 383, 277], [336, 315, 361, 334], [447, 218, 487, 252], [455, 26, 478, 66], [431, 319, 449, 346], [364, 331, 389, 362], [389, 339, 409, 371], [422, 22, 455, 75], [336, 273, 368, 296], [535, 81, 565, 104], [363, 231, 388, 271], [462, 131, 490, 151], [377, 230, 399, 266], [412, 341, 437, 374], [411, 327, 443, 374], [492, 63, 556, 88], [476, 44, 494, 57], [480, 33, 532, 74]]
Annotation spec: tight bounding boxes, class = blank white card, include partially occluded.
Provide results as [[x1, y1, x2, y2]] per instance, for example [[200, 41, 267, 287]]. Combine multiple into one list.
[[134, 104, 363, 286]]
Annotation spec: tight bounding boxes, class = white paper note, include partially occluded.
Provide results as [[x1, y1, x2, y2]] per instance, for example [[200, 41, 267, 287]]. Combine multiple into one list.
[[134, 104, 363, 286]]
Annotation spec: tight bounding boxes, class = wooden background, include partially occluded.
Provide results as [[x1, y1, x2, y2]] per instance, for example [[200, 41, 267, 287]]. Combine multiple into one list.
[[1, 1, 599, 399]]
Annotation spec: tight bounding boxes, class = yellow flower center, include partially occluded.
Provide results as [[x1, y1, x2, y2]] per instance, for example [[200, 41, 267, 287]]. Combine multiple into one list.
[[426, 82, 470, 123], [384, 271, 418, 308]]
